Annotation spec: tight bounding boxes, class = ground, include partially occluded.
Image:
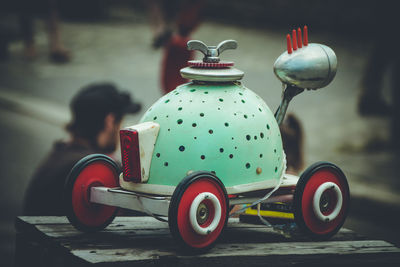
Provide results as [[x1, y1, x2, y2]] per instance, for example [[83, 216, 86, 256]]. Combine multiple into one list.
[[1, 12, 399, 266]]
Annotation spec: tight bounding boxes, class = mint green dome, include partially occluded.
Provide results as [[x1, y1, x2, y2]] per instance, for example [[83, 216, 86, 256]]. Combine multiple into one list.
[[140, 82, 284, 192]]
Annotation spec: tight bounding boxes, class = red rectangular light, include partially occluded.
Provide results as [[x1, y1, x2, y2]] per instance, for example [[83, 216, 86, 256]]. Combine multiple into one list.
[[120, 129, 141, 182]]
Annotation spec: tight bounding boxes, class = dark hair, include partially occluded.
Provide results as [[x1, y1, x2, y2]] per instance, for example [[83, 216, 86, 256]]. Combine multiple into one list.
[[66, 83, 133, 142]]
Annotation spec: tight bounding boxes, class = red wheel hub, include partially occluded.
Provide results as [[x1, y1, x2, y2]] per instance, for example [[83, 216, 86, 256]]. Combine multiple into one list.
[[301, 168, 349, 235], [177, 178, 227, 248], [71, 161, 118, 227]]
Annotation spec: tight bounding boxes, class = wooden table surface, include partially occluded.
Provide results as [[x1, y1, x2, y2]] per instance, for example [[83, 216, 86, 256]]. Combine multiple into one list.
[[14, 216, 400, 266]]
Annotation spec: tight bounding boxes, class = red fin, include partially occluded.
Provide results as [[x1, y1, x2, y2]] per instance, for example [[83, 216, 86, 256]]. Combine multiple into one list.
[[286, 34, 292, 54], [292, 29, 298, 50], [303, 25, 308, 46], [297, 28, 303, 48]]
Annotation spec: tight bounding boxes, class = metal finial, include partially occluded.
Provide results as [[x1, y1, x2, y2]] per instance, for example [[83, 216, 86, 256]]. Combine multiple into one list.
[[187, 40, 238, 63]]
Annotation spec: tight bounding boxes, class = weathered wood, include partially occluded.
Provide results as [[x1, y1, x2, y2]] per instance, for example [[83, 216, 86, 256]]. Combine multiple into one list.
[[71, 240, 400, 263], [15, 216, 400, 267]]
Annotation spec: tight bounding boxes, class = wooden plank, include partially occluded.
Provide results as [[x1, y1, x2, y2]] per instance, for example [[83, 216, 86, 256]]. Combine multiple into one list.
[[15, 216, 400, 267], [16, 216, 353, 231], [17, 216, 70, 225], [16, 217, 362, 242], [70, 240, 400, 264]]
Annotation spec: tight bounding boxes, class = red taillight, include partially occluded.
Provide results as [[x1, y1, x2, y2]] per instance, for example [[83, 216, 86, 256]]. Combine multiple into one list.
[[120, 129, 141, 182]]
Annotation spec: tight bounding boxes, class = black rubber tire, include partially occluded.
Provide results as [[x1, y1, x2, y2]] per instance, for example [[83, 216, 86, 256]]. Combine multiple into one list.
[[64, 154, 120, 232], [293, 161, 350, 240], [168, 171, 229, 253]]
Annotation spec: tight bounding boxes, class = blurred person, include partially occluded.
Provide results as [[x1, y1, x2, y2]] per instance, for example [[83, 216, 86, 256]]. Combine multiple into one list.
[[357, 1, 400, 149], [358, 41, 392, 117], [19, 0, 70, 62], [23, 83, 141, 215], [148, 0, 205, 94]]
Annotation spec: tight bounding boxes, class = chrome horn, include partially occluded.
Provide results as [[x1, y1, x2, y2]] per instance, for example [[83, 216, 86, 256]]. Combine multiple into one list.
[[274, 26, 337, 125]]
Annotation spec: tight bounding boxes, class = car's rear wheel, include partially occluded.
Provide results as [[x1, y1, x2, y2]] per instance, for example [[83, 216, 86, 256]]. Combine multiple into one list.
[[64, 154, 120, 232]]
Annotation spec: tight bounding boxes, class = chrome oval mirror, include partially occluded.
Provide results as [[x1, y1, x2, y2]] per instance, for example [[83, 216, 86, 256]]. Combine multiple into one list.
[[273, 27, 338, 126], [273, 28, 337, 90]]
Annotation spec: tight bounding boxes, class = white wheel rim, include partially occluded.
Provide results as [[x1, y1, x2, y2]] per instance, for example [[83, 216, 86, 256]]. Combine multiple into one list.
[[312, 182, 343, 222], [189, 192, 222, 235]]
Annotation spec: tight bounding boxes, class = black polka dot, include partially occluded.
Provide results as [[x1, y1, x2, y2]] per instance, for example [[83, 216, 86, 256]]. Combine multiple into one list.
[[246, 163, 251, 169], [219, 148, 224, 153], [177, 119, 183, 124], [179, 146, 185, 152], [164, 162, 168, 166], [192, 123, 197, 127], [156, 153, 160, 158], [246, 135, 251, 141], [229, 154, 233, 159], [209, 129, 213, 134], [201, 155, 205, 160]]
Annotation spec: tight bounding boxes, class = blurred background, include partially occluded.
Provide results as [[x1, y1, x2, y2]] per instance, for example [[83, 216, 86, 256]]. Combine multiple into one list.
[[1, 0, 399, 265]]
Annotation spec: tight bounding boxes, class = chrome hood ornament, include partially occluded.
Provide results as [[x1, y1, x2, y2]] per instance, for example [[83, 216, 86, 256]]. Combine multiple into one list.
[[180, 40, 244, 82], [273, 26, 338, 125], [273, 26, 337, 90]]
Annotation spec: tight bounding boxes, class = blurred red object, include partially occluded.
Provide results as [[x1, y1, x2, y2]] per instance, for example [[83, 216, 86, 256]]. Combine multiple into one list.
[[161, 35, 193, 94]]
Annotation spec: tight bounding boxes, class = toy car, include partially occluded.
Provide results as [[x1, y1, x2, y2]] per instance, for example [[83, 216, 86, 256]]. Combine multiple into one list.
[[64, 26, 350, 252]]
